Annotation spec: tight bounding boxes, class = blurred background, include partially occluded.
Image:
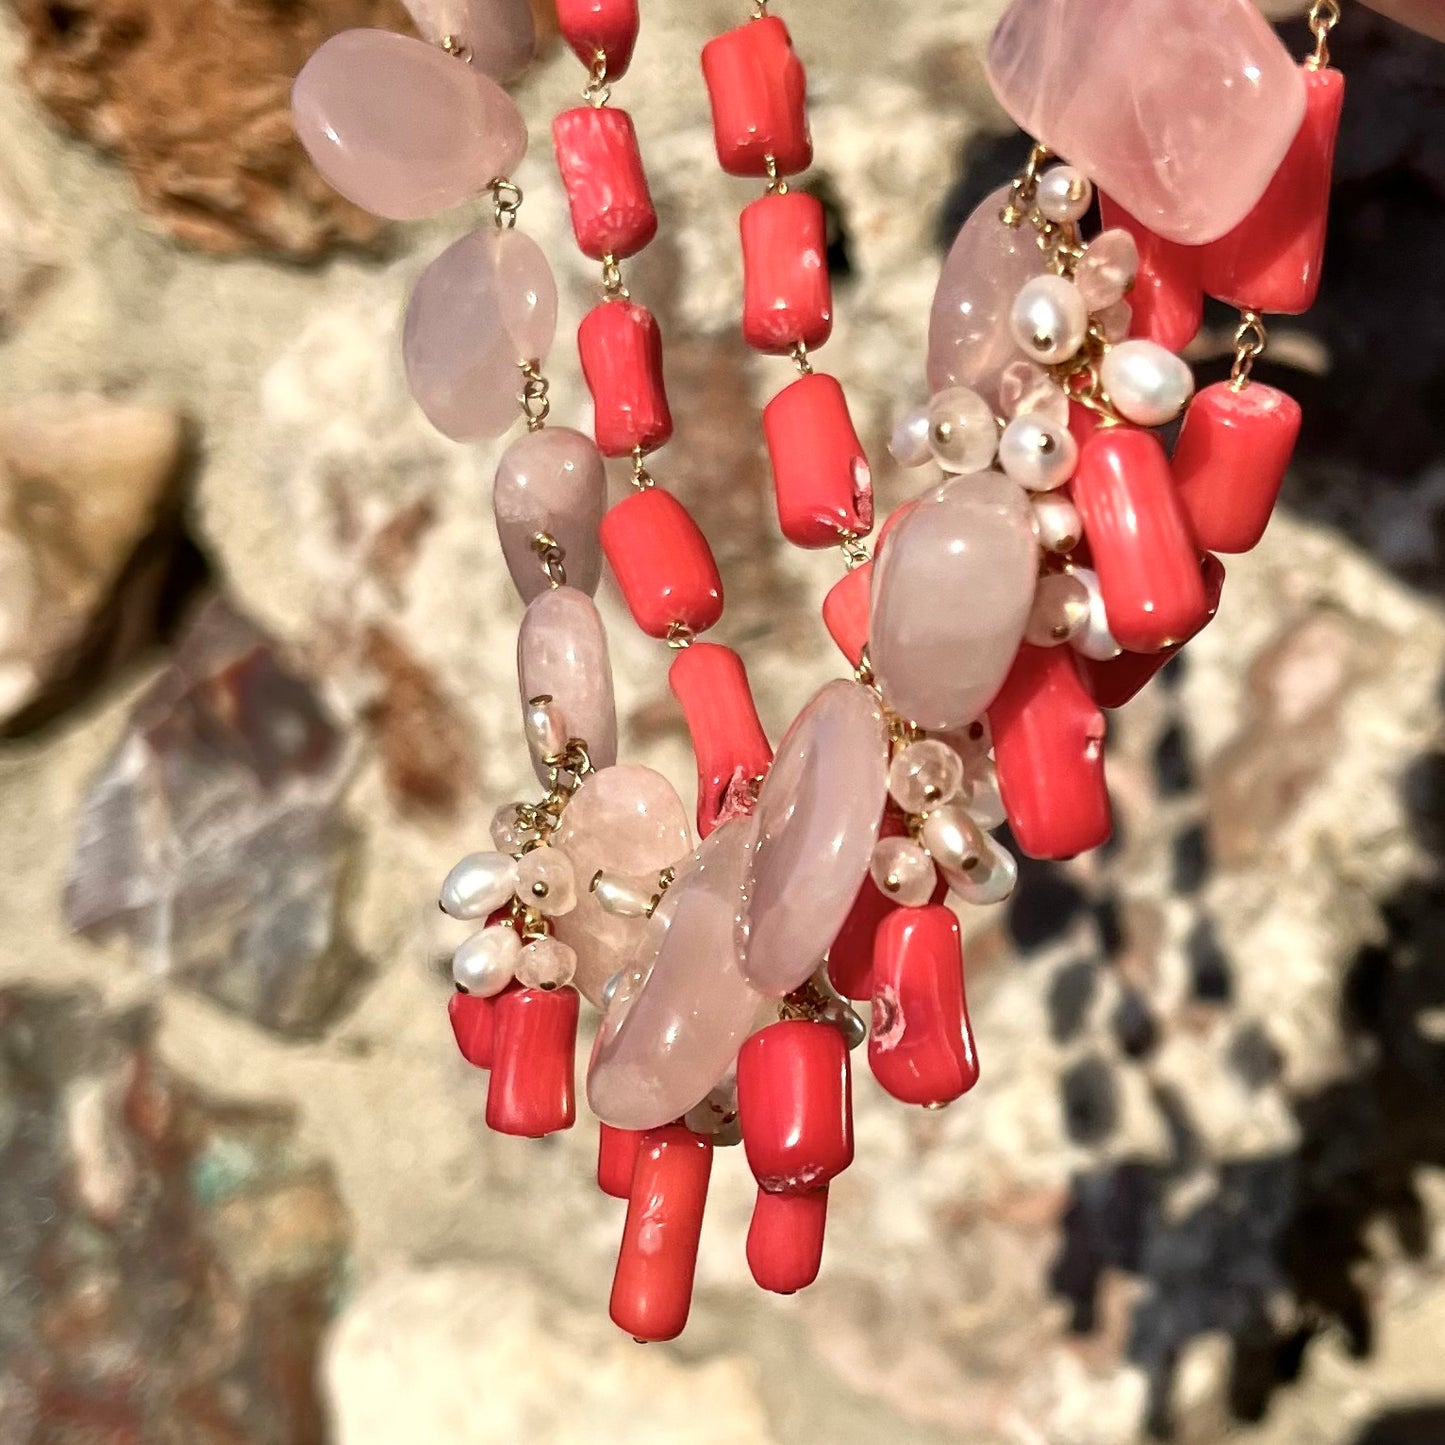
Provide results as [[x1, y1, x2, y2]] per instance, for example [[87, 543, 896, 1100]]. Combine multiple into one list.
[[0, 0, 1442, 1441]]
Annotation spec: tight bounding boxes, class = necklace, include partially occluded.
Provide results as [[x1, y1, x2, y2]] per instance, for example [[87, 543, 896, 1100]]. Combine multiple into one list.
[[291, 0, 1346, 1342]]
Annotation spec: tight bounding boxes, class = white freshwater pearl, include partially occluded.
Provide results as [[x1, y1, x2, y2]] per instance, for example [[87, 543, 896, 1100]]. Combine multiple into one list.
[[452, 924, 521, 996], [1010, 274, 1089, 366], [1036, 164, 1094, 224], [963, 758, 1007, 831], [921, 801, 986, 873], [1025, 570, 1091, 646], [942, 835, 1018, 906], [1067, 565, 1122, 660], [590, 868, 656, 919], [1101, 339, 1195, 426], [515, 846, 578, 917], [999, 411, 1079, 492], [523, 694, 569, 766], [888, 738, 966, 814], [889, 405, 933, 468], [927, 386, 999, 474], [516, 935, 578, 990], [868, 835, 939, 907], [440, 851, 519, 920], [1031, 492, 1083, 553]]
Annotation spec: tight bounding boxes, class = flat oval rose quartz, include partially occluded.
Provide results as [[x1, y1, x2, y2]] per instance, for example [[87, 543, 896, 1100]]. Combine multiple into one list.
[[551, 765, 693, 1007], [404, 228, 557, 443], [738, 680, 889, 998], [588, 817, 764, 1132], [986, 0, 1306, 244], [870, 472, 1038, 731], [401, 0, 536, 82], [291, 29, 527, 221]]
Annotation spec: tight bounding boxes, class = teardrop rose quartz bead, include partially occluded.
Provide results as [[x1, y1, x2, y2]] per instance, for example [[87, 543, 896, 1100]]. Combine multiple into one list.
[[927, 185, 1047, 408], [517, 586, 617, 783], [870, 472, 1038, 731], [588, 817, 764, 1132], [291, 30, 527, 221], [494, 427, 605, 603], [552, 765, 693, 1007], [986, 0, 1305, 245], [402, 0, 536, 83], [739, 680, 889, 998], [404, 228, 557, 443]]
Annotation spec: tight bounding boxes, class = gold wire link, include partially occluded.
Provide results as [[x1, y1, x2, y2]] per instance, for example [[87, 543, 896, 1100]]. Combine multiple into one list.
[[763, 154, 789, 196], [839, 534, 870, 571], [518, 360, 551, 429], [666, 620, 695, 649], [1230, 310, 1269, 391], [751, 0, 768, 16], [583, 48, 611, 105], [600, 253, 629, 299], [440, 34, 473, 61], [853, 643, 875, 687], [531, 532, 568, 588], [1000, 142, 1052, 227], [1306, 0, 1342, 70], [489, 177, 522, 229], [790, 340, 813, 375], [630, 446, 656, 490]]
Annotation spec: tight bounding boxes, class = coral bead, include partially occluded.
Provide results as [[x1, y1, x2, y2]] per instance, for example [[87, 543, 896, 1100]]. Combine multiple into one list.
[[600, 488, 724, 639], [610, 1126, 713, 1342], [597, 1122, 645, 1199], [988, 644, 1111, 860], [553, 106, 657, 261], [447, 989, 499, 1069], [578, 300, 672, 457], [668, 643, 773, 838], [747, 1187, 829, 1295], [1070, 428, 1208, 653], [763, 373, 872, 547], [555, 0, 638, 78], [1172, 381, 1301, 554], [821, 561, 872, 668], [737, 1021, 853, 1194], [1097, 195, 1204, 352], [869, 905, 979, 1108], [485, 986, 579, 1137], [741, 191, 833, 354], [701, 16, 811, 177]]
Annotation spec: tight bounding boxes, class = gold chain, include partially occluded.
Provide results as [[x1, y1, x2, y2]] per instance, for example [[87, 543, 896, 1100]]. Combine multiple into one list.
[[1000, 142, 1052, 227], [601, 252, 629, 299], [440, 34, 472, 62], [763, 154, 788, 196], [489, 178, 522, 229], [531, 532, 568, 589], [839, 534, 870, 571], [1230, 310, 1268, 390], [1306, 0, 1342, 70], [630, 446, 656, 490], [790, 340, 813, 375], [666, 620, 695, 650], [518, 360, 550, 429], [584, 49, 611, 105]]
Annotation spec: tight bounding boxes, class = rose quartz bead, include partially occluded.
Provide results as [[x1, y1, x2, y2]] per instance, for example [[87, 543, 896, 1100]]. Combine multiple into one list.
[[291, 30, 527, 221], [403, 228, 557, 443], [599, 489, 724, 639], [747, 1187, 828, 1295], [401, 0, 535, 82], [669, 643, 773, 840], [739, 681, 889, 998], [741, 191, 833, 354], [763, 373, 872, 548], [700, 16, 811, 178], [553, 106, 658, 262], [494, 427, 605, 603], [1172, 381, 1302, 554], [869, 472, 1038, 731], [1199, 68, 1345, 315], [552, 765, 692, 1007], [928, 186, 1047, 407], [822, 562, 871, 669], [587, 818, 764, 1131], [1096, 195, 1204, 353], [987, 0, 1305, 244], [597, 1122, 645, 1199], [557, 0, 639, 78], [517, 586, 617, 781], [578, 301, 672, 457]]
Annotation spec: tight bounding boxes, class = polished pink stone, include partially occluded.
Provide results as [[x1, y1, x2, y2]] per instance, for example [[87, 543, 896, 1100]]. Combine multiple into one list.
[[402, 0, 536, 82], [927, 185, 1046, 407], [738, 681, 889, 998], [404, 228, 556, 442], [552, 764, 693, 1007], [587, 817, 764, 1131], [494, 427, 605, 603], [291, 29, 527, 221], [986, 0, 1306, 244]]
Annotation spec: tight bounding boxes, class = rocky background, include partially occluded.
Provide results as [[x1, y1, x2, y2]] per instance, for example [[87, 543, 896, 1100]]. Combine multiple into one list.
[[0, 0, 1441, 1441]]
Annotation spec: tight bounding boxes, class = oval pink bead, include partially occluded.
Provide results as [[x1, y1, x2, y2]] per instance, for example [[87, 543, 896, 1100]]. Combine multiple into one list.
[[870, 472, 1038, 731], [986, 0, 1305, 245], [738, 681, 889, 999], [927, 185, 1046, 408], [552, 765, 693, 1007], [291, 30, 527, 221], [494, 427, 605, 603], [588, 818, 764, 1131], [401, 0, 536, 82], [517, 586, 617, 783], [403, 228, 556, 443]]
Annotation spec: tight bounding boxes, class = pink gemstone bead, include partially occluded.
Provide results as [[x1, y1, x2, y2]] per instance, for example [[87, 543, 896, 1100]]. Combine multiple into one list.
[[578, 300, 673, 457], [403, 227, 557, 443], [553, 106, 658, 262], [987, 0, 1305, 244], [401, 0, 535, 82], [1096, 195, 1204, 353], [556, 0, 639, 78], [741, 191, 833, 354], [739, 680, 889, 998], [700, 16, 812, 178], [821, 561, 871, 669], [763, 373, 872, 548], [928, 185, 1046, 407], [291, 30, 527, 221]]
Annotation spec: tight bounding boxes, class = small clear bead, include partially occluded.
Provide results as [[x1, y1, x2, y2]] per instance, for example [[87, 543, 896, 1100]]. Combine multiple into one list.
[[926, 386, 999, 475], [942, 836, 1018, 906], [515, 845, 577, 916], [1025, 571, 1091, 646], [516, 935, 578, 990], [920, 801, 985, 873], [999, 412, 1079, 492], [523, 694, 569, 766], [1010, 274, 1089, 366], [452, 924, 522, 996], [869, 835, 938, 907], [1035, 165, 1094, 224], [1066, 565, 1122, 660], [963, 758, 1007, 831], [1075, 228, 1140, 312], [1031, 492, 1083, 554], [1095, 299, 1133, 344], [439, 851, 519, 920], [888, 738, 966, 813], [889, 404, 933, 468], [590, 869, 656, 919], [490, 803, 531, 853], [998, 361, 1070, 427]]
